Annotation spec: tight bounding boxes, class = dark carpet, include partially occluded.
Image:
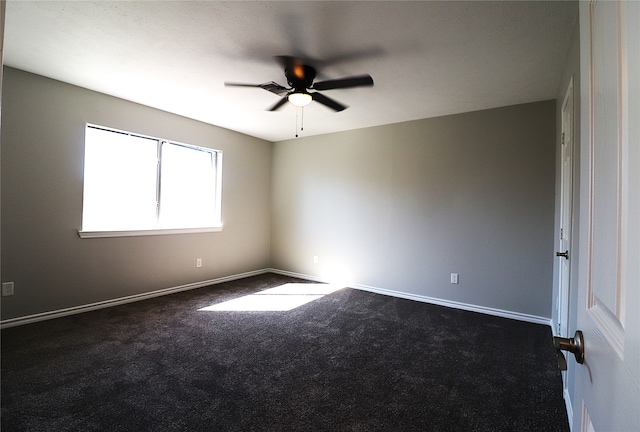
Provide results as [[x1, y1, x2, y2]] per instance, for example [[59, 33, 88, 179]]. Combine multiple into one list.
[[1, 273, 569, 431]]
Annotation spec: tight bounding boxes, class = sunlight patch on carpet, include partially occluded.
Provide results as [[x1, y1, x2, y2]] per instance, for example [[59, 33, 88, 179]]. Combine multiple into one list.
[[198, 283, 345, 312]]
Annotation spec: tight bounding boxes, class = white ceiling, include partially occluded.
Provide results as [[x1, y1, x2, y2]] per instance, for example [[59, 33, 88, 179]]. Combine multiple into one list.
[[4, 1, 577, 142]]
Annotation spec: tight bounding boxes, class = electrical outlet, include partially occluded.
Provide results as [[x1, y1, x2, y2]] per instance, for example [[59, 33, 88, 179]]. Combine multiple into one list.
[[313, 256, 319, 264], [450, 273, 459, 284], [196, 258, 202, 268], [2, 282, 15, 296]]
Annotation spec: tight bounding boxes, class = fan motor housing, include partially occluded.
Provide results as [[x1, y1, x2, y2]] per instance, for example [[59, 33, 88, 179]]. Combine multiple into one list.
[[285, 64, 316, 91]]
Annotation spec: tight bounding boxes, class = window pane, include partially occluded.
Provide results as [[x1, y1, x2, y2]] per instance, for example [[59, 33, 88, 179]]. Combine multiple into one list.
[[82, 127, 158, 231], [158, 142, 217, 228]]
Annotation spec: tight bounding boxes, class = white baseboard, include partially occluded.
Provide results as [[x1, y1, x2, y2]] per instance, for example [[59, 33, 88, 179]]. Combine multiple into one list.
[[0, 268, 271, 329], [269, 268, 552, 326], [551, 319, 558, 336], [1, 268, 552, 329], [564, 387, 574, 431], [564, 388, 574, 429]]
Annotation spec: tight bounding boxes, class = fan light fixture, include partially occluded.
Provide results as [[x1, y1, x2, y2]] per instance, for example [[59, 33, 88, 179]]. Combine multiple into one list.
[[288, 92, 312, 107]]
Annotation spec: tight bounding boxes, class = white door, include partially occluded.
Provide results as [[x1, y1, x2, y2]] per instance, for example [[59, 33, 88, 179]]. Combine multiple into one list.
[[574, 2, 640, 431], [557, 77, 574, 341]]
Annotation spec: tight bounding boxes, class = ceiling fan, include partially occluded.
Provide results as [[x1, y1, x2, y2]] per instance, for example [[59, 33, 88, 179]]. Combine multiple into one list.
[[225, 56, 374, 112]]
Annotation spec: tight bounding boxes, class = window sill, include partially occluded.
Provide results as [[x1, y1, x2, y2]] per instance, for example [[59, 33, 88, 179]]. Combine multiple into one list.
[[78, 226, 223, 239]]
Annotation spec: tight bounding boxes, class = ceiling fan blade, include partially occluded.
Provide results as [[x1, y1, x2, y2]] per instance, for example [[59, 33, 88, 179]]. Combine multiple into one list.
[[225, 81, 290, 96], [311, 92, 347, 112], [268, 96, 290, 111], [313, 75, 374, 91]]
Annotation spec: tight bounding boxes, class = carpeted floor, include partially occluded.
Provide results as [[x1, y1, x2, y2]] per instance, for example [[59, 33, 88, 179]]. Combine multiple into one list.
[[1, 273, 569, 431]]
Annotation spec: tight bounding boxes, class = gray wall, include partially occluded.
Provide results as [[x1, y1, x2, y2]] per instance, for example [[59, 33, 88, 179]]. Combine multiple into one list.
[[271, 101, 556, 319], [2, 67, 558, 323], [1, 67, 272, 320]]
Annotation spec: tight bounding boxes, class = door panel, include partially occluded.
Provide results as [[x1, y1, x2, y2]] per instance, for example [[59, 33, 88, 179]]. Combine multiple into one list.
[[588, 0, 625, 356], [575, 1, 640, 431], [590, 0, 623, 323]]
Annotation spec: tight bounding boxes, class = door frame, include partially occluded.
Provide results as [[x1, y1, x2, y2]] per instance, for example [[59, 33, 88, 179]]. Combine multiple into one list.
[[556, 77, 575, 401], [556, 76, 574, 343]]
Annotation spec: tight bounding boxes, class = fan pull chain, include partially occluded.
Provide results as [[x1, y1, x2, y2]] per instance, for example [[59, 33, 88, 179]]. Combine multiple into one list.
[[295, 106, 305, 138]]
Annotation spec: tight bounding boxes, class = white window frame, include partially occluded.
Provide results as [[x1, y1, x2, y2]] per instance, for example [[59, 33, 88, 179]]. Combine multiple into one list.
[[78, 124, 223, 238]]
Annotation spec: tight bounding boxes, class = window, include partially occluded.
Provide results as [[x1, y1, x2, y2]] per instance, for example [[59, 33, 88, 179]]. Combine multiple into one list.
[[79, 125, 222, 238]]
